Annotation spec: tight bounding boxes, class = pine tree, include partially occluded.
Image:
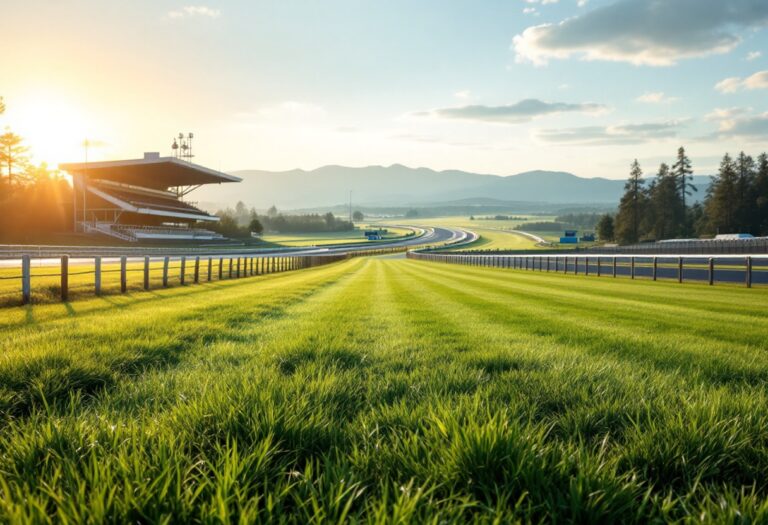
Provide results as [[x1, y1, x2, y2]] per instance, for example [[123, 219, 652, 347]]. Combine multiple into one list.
[[754, 153, 768, 235], [671, 146, 695, 210], [0, 130, 29, 185], [733, 152, 756, 233], [705, 153, 739, 234], [614, 160, 647, 244], [596, 214, 614, 242], [648, 163, 684, 240]]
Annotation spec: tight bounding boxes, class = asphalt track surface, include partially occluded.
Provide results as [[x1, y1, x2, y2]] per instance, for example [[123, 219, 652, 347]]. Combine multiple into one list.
[[0, 226, 466, 269]]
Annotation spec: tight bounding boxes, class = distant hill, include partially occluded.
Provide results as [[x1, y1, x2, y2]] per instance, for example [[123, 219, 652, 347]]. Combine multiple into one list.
[[196, 164, 712, 211]]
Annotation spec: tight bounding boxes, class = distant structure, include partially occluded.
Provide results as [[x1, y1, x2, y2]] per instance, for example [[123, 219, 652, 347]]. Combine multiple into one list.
[[59, 150, 241, 242], [560, 230, 578, 244]]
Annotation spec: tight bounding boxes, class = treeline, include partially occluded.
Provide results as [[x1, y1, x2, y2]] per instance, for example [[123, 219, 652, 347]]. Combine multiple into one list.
[[0, 100, 73, 241], [598, 147, 768, 244], [211, 202, 354, 238]]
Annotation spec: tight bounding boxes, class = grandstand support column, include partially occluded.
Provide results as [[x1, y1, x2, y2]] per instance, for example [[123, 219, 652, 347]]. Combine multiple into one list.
[[144, 257, 150, 290], [94, 257, 102, 296]]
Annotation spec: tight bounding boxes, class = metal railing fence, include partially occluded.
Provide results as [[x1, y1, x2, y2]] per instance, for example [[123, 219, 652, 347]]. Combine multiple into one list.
[[407, 251, 768, 288]]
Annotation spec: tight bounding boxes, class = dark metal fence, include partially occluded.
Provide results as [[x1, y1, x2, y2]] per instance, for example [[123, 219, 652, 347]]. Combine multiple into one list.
[[1, 246, 405, 307], [407, 251, 768, 288]]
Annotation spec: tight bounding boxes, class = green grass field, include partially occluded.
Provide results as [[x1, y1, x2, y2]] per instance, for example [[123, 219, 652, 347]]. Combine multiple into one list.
[[2, 257, 768, 522]]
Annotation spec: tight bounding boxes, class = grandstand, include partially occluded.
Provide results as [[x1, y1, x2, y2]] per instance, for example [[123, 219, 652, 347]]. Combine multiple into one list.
[[59, 153, 241, 242]]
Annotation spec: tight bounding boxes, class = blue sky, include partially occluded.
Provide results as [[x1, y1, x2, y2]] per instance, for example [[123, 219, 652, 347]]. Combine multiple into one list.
[[1, 0, 767, 178]]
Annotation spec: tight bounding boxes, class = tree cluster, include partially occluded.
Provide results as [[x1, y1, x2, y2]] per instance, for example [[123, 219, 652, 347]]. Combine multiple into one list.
[[210, 202, 354, 238], [600, 147, 768, 244], [0, 100, 73, 241]]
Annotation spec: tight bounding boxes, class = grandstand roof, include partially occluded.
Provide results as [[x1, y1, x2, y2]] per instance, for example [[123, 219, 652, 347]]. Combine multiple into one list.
[[59, 154, 241, 189]]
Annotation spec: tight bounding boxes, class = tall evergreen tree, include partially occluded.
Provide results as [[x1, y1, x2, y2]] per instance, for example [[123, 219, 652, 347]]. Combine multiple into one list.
[[0, 130, 29, 185], [705, 153, 739, 234], [754, 153, 768, 235], [648, 163, 684, 240], [734, 151, 756, 233], [614, 160, 647, 244], [672, 146, 695, 209]]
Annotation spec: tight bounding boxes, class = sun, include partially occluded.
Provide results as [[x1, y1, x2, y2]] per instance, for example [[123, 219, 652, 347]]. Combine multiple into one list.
[[2, 92, 112, 169]]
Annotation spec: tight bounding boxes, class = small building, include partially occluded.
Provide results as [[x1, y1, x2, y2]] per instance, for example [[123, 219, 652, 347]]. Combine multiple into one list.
[[560, 230, 578, 244]]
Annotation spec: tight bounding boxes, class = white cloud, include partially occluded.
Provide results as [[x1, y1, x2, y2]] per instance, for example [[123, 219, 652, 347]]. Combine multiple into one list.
[[577, 0, 589, 7], [415, 98, 606, 124], [513, 0, 768, 66], [536, 120, 685, 145], [636, 92, 677, 104], [746, 51, 762, 61], [715, 70, 768, 93], [705, 107, 752, 122], [453, 90, 473, 100], [523, 7, 538, 15], [704, 108, 768, 139], [168, 5, 220, 19]]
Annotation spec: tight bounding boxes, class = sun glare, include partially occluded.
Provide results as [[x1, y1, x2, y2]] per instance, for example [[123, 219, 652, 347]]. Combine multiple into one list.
[[3, 93, 111, 169]]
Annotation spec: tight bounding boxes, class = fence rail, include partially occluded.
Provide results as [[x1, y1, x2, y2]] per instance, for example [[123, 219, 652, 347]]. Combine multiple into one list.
[[407, 251, 768, 288], [1, 246, 405, 307]]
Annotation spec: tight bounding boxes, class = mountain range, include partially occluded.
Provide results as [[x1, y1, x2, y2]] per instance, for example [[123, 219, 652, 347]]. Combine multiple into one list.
[[195, 164, 712, 212]]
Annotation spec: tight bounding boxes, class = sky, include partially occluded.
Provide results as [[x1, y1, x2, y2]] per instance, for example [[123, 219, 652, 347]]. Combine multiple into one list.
[[1, 0, 767, 179]]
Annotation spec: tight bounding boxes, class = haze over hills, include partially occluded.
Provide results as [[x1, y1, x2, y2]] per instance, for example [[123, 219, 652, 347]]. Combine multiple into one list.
[[196, 164, 711, 212]]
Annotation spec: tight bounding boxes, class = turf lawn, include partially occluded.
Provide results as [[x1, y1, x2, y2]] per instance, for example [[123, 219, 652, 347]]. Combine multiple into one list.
[[1, 256, 768, 522]]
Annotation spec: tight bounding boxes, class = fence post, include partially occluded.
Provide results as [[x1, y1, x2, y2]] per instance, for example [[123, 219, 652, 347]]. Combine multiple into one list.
[[208, 257, 212, 281], [250, 257, 254, 276], [180, 257, 186, 285], [585, 257, 589, 276], [61, 255, 69, 302], [22, 255, 31, 304], [194, 256, 200, 284], [95, 256, 102, 295], [163, 257, 170, 287], [630, 258, 635, 280], [120, 256, 127, 293], [596, 257, 601, 277], [144, 256, 150, 290], [678, 257, 683, 284], [708, 257, 714, 286], [746, 256, 752, 288], [613, 257, 617, 278], [236, 257, 241, 278], [229, 258, 233, 278], [218, 258, 223, 280], [652, 257, 657, 281]]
